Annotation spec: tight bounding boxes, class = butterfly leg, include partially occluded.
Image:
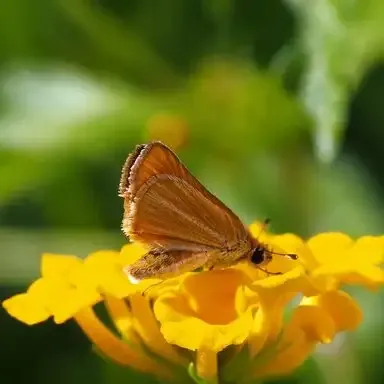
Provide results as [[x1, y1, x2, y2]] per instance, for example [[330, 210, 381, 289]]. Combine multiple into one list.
[[257, 267, 282, 276]]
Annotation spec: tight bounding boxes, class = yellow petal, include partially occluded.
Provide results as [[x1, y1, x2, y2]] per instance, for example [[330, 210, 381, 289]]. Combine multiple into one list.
[[306, 234, 384, 288], [268, 234, 306, 272], [247, 304, 270, 357], [254, 328, 315, 378], [27, 275, 101, 324], [254, 305, 334, 378], [249, 267, 316, 343], [119, 242, 148, 265], [271, 233, 318, 271], [129, 293, 187, 366], [251, 266, 316, 299], [161, 311, 254, 353], [53, 288, 101, 324], [81, 250, 136, 298], [154, 293, 254, 352], [342, 265, 384, 288], [271, 234, 305, 254], [75, 308, 172, 379], [306, 232, 353, 265], [350, 236, 384, 264], [104, 295, 135, 340], [301, 291, 362, 332], [249, 221, 271, 243], [293, 305, 336, 343], [28, 277, 65, 304], [2, 293, 50, 325], [182, 269, 248, 324], [313, 263, 384, 289], [41, 253, 82, 279]]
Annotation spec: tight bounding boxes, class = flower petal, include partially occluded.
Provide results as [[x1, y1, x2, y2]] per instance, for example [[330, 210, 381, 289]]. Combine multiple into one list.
[[2, 293, 50, 325], [301, 291, 362, 332], [249, 221, 271, 244], [306, 232, 353, 265], [119, 242, 148, 265], [51, 285, 101, 324], [253, 328, 314, 378], [350, 236, 384, 264], [249, 267, 316, 344], [28, 277, 65, 304], [154, 293, 254, 352], [247, 304, 270, 357], [267, 234, 308, 273], [104, 295, 136, 340], [129, 293, 187, 365], [181, 269, 248, 324], [306, 234, 384, 289], [313, 263, 384, 289], [28, 275, 101, 324], [253, 305, 335, 378], [41, 253, 82, 279], [80, 250, 136, 298], [251, 266, 316, 299], [75, 307, 172, 379], [272, 233, 318, 271]]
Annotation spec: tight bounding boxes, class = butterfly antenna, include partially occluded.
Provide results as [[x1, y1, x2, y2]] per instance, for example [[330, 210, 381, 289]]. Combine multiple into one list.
[[258, 218, 298, 261], [270, 251, 298, 260], [256, 218, 271, 239]]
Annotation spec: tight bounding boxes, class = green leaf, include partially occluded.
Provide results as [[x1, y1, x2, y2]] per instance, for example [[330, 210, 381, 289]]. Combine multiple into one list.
[[262, 356, 325, 384], [221, 345, 252, 382]]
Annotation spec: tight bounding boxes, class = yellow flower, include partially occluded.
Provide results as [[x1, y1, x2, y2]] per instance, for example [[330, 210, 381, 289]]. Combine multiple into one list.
[[249, 222, 384, 291], [3, 245, 186, 381], [2, 223, 384, 383], [305, 233, 384, 289]]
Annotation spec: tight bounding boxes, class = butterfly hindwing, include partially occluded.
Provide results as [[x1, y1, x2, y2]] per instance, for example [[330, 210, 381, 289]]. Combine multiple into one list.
[[125, 248, 211, 280]]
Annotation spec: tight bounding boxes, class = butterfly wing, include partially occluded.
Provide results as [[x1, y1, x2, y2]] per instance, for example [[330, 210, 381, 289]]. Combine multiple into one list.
[[124, 248, 211, 281], [119, 142, 252, 279], [120, 142, 250, 248], [119, 142, 244, 222]]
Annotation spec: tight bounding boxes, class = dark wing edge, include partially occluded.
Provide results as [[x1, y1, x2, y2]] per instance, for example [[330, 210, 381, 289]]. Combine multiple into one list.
[[118, 143, 146, 197]]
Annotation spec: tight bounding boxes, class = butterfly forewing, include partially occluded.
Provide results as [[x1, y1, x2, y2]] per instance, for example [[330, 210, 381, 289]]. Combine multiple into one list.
[[120, 142, 253, 280], [129, 176, 244, 248]]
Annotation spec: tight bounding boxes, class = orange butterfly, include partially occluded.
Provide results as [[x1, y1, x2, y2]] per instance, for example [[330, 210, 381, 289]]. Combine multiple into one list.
[[118, 142, 296, 282]]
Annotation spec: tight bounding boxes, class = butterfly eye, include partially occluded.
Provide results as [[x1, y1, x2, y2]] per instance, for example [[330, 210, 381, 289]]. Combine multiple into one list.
[[250, 247, 266, 265]]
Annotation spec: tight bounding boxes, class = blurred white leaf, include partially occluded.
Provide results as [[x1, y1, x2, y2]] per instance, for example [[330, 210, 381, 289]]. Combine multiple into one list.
[[287, 0, 384, 162]]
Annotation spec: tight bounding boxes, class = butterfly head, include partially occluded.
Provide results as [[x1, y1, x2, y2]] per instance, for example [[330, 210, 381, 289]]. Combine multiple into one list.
[[248, 245, 272, 267], [247, 242, 298, 276]]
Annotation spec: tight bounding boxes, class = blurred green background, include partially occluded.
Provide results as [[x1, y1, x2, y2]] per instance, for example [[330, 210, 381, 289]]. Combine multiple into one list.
[[1, 0, 384, 383]]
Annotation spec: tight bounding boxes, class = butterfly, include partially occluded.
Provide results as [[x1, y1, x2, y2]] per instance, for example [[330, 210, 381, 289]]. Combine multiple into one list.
[[118, 141, 296, 283]]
